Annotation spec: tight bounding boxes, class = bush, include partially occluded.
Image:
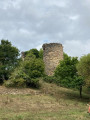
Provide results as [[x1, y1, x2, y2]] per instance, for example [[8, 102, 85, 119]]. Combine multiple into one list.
[[43, 76, 56, 83], [43, 76, 61, 86], [24, 58, 45, 78], [30, 70, 42, 78], [4, 77, 40, 88], [4, 78, 26, 88], [4, 58, 44, 88], [4, 48, 45, 88], [54, 77, 61, 86], [4, 80, 14, 87], [54, 54, 81, 88], [26, 78, 40, 88]]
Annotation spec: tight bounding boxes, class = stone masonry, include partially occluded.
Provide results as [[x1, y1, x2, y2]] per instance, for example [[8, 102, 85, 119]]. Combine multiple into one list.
[[42, 43, 63, 76], [21, 52, 25, 61]]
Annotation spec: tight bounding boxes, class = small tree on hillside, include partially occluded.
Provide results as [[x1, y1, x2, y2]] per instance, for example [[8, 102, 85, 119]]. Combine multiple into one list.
[[76, 54, 90, 87], [55, 53, 84, 98]]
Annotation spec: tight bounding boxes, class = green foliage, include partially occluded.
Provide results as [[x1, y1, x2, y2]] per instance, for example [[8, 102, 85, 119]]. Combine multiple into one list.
[[25, 48, 43, 59], [55, 54, 78, 80], [24, 58, 44, 78], [4, 78, 26, 88], [24, 49, 39, 58], [54, 53, 84, 97], [43, 76, 56, 83], [43, 76, 62, 86], [26, 78, 40, 88], [4, 64, 27, 87], [24, 56, 44, 88], [0, 40, 19, 66], [39, 48, 43, 59], [25, 53, 36, 61], [76, 54, 90, 87], [4, 64, 40, 88], [73, 76, 85, 89], [0, 40, 19, 83], [0, 62, 5, 83], [4, 48, 45, 88], [57, 75, 84, 89]]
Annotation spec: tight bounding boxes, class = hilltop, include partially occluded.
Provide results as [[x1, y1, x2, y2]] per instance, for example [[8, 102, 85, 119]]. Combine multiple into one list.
[[0, 81, 90, 120]]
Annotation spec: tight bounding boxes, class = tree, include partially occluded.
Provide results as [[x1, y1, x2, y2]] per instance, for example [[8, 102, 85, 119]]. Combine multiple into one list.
[[4, 50, 45, 88], [0, 39, 19, 83], [24, 49, 39, 58], [24, 48, 43, 59], [24, 58, 44, 78], [76, 54, 90, 87], [55, 53, 84, 97], [39, 48, 43, 59], [55, 53, 78, 80]]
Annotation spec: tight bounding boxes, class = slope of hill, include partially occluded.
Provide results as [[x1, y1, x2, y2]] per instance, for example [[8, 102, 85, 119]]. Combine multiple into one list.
[[0, 81, 90, 120]]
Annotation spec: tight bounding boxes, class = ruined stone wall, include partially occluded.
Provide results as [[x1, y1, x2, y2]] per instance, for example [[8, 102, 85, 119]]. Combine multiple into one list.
[[42, 43, 63, 76], [21, 52, 25, 61]]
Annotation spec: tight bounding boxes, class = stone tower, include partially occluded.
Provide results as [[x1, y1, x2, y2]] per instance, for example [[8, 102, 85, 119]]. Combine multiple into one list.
[[42, 43, 63, 76]]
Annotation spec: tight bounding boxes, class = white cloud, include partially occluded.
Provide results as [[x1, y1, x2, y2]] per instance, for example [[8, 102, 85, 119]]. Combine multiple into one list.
[[69, 15, 79, 20], [0, 0, 90, 57], [36, 44, 42, 50], [64, 40, 90, 57], [47, 0, 67, 7]]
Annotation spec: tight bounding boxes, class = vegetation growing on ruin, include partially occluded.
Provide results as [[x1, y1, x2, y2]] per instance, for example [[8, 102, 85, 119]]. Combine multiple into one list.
[[0, 40, 90, 96]]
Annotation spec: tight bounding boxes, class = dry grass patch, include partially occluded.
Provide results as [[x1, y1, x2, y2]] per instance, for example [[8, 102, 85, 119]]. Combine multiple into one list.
[[0, 81, 89, 120]]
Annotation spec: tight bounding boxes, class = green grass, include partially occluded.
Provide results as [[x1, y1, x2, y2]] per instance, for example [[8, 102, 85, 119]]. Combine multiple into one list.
[[0, 81, 90, 120]]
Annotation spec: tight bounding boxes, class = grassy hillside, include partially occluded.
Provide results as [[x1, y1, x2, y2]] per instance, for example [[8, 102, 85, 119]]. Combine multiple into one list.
[[0, 81, 90, 120]]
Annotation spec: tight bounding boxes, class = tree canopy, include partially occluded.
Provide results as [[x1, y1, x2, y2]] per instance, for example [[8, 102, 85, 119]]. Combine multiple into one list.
[[77, 54, 90, 87], [4, 48, 45, 88], [55, 53, 78, 81], [0, 40, 19, 83], [54, 53, 84, 97]]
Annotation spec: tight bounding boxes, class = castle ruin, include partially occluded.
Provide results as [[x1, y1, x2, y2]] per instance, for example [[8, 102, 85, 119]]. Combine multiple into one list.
[[42, 43, 63, 76]]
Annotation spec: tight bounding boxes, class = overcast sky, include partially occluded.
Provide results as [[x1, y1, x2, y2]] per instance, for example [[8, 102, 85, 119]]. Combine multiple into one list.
[[0, 0, 90, 57]]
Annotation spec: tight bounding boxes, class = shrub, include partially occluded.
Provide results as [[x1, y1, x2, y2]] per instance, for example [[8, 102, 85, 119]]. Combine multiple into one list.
[[43, 76, 61, 86], [26, 78, 40, 88], [43, 76, 56, 83], [4, 80, 14, 87], [4, 78, 26, 88], [24, 58, 45, 78], [4, 58, 44, 88], [54, 77, 61, 86], [4, 48, 45, 88]]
